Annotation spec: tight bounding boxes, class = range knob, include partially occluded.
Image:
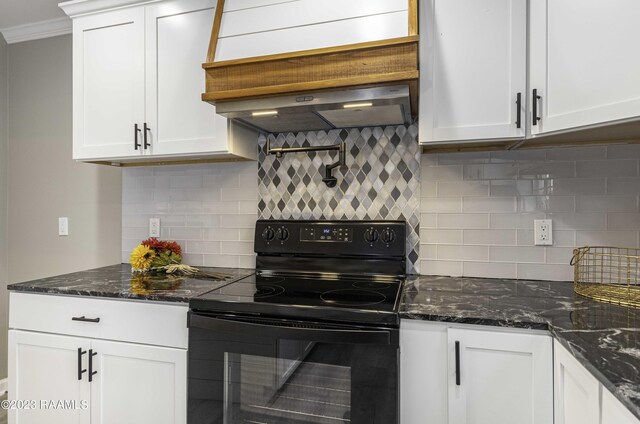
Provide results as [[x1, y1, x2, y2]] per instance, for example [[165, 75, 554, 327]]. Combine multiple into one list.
[[381, 229, 396, 244], [276, 227, 289, 241], [262, 227, 275, 242], [364, 228, 379, 243]]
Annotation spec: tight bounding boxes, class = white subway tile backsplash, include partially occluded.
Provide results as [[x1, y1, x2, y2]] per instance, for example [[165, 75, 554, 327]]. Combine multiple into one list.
[[545, 247, 575, 265], [463, 229, 516, 246], [576, 159, 637, 178], [518, 162, 576, 179], [607, 177, 640, 195], [421, 197, 462, 212], [489, 213, 546, 229], [575, 196, 638, 213], [489, 246, 545, 263], [421, 144, 640, 281], [420, 213, 438, 228], [517, 196, 574, 213], [463, 197, 516, 213], [438, 245, 489, 261], [607, 213, 640, 230], [421, 229, 463, 244], [517, 264, 573, 281], [463, 262, 517, 279], [122, 163, 258, 268], [437, 181, 490, 197], [547, 146, 606, 161], [576, 231, 639, 247], [437, 213, 489, 229], [420, 260, 463, 276]]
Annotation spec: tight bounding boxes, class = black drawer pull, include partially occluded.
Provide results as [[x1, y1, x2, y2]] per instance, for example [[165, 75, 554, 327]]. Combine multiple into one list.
[[455, 341, 461, 386], [89, 349, 98, 382], [72, 316, 100, 323], [77, 348, 87, 381]]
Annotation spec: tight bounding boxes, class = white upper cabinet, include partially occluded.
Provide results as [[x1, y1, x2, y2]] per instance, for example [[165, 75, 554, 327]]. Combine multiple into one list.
[[72, 8, 146, 160], [63, 0, 257, 162], [215, 0, 409, 62], [529, 0, 640, 136], [419, 0, 527, 143]]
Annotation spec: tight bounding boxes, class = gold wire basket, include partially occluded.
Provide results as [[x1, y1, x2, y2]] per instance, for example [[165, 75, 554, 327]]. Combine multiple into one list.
[[571, 246, 640, 308]]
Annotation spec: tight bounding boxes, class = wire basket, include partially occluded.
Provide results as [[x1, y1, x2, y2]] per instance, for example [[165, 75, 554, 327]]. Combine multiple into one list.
[[571, 246, 640, 308]]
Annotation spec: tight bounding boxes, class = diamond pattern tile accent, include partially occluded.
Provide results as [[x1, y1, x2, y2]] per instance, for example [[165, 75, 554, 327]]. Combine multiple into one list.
[[257, 125, 421, 273]]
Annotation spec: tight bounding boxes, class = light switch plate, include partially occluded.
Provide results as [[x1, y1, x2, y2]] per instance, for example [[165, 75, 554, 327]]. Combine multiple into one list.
[[58, 217, 69, 236], [534, 219, 552, 245]]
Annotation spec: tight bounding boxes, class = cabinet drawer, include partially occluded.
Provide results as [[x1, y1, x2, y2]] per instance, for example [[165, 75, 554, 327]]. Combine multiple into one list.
[[9, 292, 188, 349]]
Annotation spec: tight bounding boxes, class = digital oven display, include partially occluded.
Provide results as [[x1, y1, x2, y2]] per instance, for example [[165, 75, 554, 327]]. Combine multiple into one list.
[[301, 226, 352, 242]]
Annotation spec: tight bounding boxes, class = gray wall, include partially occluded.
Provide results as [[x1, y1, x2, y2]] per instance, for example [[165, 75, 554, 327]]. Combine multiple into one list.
[[0, 34, 8, 385], [4, 35, 122, 377]]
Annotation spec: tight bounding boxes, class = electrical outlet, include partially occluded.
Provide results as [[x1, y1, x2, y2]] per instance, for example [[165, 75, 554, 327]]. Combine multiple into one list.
[[149, 218, 160, 237], [58, 217, 69, 236], [534, 219, 552, 246]]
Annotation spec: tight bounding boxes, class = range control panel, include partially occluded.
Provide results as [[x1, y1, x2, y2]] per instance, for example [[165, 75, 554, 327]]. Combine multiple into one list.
[[301, 226, 353, 242], [254, 220, 406, 257]]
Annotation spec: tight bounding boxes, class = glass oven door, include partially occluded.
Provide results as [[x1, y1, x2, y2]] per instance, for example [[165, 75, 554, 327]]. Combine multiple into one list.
[[188, 313, 399, 424]]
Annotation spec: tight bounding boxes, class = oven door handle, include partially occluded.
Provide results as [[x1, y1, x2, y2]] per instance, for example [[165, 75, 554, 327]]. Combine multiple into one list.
[[189, 314, 393, 345]]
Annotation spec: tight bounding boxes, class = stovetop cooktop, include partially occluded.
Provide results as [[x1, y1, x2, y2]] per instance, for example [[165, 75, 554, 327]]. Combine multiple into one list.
[[190, 272, 405, 326]]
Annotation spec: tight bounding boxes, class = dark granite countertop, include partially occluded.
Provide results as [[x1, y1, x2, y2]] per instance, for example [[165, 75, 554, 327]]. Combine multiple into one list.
[[401, 275, 640, 420], [7, 263, 254, 303]]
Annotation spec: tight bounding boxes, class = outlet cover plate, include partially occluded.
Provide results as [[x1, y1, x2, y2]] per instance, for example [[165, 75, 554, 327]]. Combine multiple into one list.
[[149, 218, 160, 237], [534, 219, 552, 246]]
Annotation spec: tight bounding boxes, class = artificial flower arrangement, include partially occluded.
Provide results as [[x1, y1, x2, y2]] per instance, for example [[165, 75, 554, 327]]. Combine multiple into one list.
[[129, 238, 230, 293]]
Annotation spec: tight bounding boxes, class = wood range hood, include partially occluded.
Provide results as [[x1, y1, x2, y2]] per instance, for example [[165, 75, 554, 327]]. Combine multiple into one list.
[[202, 0, 419, 133]]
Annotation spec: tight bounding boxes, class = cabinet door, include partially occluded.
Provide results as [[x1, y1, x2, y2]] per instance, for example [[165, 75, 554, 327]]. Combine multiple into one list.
[[400, 320, 448, 424], [90, 339, 187, 424], [8, 330, 90, 424], [419, 0, 526, 143], [145, 0, 228, 157], [553, 340, 600, 424], [448, 328, 552, 424], [72, 7, 145, 160], [602, 387, 640, 424], [530, 0, 640, 135]]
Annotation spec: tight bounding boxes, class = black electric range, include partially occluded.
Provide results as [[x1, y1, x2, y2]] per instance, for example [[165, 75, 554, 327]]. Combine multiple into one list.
[[190, 219, 407, 326], [188, 220, 406, 424]]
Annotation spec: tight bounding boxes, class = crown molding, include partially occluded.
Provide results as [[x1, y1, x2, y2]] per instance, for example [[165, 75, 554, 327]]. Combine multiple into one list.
[[59, 0, 160, 18], [0, 17, 72, 44]]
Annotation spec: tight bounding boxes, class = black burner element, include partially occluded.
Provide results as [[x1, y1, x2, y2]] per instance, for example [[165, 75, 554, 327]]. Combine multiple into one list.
[[320, 289, 386, 307], [254, 284, 285, 298]]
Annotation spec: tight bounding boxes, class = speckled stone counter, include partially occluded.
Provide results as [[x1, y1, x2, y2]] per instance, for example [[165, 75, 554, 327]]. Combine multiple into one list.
[[7, 263, 254, 303], [401, 275, 640, 420]]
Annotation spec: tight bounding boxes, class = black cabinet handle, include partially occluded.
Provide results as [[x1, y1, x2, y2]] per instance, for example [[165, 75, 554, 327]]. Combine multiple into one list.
[[134, 123, 142, 150], [77, 348, 87, 381], [89, 349, 98, 382], [143, 123, 151, 149], [515, 92, 522, 128], [455, 341, 461, 386], [72, 316, 100, 323], [532, 89, 542, 126]]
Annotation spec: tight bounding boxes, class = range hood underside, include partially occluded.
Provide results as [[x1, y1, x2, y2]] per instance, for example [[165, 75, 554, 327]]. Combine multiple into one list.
[[217, 85, 412, 133]]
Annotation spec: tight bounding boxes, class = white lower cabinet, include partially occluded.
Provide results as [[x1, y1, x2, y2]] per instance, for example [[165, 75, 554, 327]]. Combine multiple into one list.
[[554, 339, 640, 424], [400, 320, 553, 424], [602, 386, 640, 424], [554, 339, 600, 424], [8, 293, 188, 424], [8, 331, 90, 424]]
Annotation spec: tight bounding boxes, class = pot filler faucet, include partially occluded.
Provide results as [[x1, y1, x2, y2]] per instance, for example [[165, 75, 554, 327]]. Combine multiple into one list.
[[266, 135, 346, 188]]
